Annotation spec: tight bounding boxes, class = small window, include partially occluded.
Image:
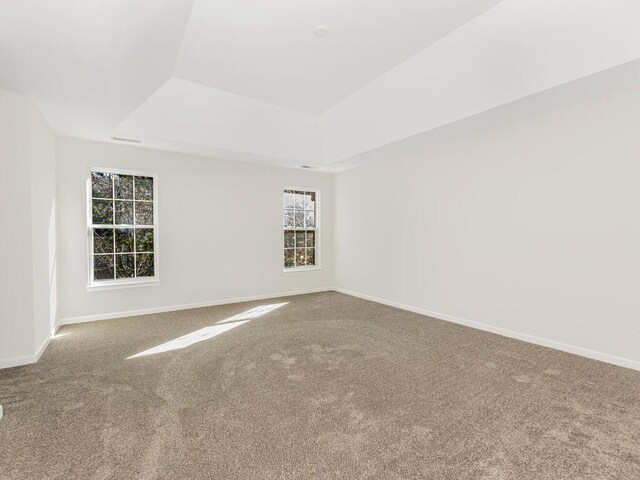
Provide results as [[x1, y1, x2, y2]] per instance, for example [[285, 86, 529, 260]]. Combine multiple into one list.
[[283, 189, 318, 269], [88, 170, 158, 286]]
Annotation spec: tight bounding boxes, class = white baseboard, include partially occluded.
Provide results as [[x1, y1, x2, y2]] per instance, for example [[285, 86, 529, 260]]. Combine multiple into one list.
[[59, 287, 333, 326], [0, 353, 37, 370], [34, 334, 51, 362], [10, 287, 638, 373], [0, 334, 53, 370], [334, 287, 640, 372]]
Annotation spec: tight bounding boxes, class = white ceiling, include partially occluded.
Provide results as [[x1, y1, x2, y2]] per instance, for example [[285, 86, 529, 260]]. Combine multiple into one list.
[[1, 0, 639, 170], [173, 0, 503, 114], [117, 77, 325, 165]]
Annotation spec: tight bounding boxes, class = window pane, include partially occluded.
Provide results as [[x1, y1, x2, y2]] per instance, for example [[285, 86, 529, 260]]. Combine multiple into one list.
[[92, 172, 112, 198], [136, 253, 154, 277], [91, 171, 158, 283], [284, 231, 294, 248], [93, 228, 114, 254], [283, 209, 294, 228], [114, 174, 133, 199], [136, 228, 154, 252], [115, 254, 135, 278], [92, 200, 113, 225], [304, 192, 315, 210], [135, 202, 153, 225], [283, 191, 295, 209], [115, 200, 134, 225], [305, 248, 315, 266], [94, 255, 114, 280], [115, 228, 134, 253], [283, 189, 317, 270], [135, 176, 153, 201], [305, 211, 315, 228], [306, 231, 315, 248], [284, 249, 295, 268]]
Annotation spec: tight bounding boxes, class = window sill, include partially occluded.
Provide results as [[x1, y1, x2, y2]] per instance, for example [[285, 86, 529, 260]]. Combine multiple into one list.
[[283, 266, 322, 273], [86, 278, 161, 291]]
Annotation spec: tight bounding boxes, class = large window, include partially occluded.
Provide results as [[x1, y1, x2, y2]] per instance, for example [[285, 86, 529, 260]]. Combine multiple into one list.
[[88, 170, 158, 286], [283, 189, 318, 269]]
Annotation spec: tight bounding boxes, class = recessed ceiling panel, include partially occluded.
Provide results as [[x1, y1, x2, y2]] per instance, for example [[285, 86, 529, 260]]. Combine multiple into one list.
[[173, 0, 504, 113]]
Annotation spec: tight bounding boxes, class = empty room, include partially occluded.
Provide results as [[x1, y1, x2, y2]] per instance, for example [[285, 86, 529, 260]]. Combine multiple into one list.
[[1, 1, 639, 478]]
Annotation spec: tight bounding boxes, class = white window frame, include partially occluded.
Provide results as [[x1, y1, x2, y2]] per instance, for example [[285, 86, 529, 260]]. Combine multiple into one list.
[[283, 188, 321, 272], [86, 167, 160, 290]]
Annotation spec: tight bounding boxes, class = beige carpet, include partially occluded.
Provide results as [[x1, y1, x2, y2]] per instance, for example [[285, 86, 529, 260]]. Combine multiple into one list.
[[1, 291, 639, 479]]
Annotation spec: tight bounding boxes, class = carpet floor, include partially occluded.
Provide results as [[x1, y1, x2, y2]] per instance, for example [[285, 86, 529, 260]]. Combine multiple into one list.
[[1, 291, 639, 479]]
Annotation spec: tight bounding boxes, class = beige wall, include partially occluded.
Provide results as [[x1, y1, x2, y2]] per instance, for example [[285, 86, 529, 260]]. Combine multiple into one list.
[[333, 61, 640, 368], [56, 137, 333, 322]]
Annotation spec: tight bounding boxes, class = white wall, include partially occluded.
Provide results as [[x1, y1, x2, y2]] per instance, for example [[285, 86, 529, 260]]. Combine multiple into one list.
[[333, 61, 640, 368], [0, 90, 57, 367], [28, 102, 58, 351], [3, 58, 639, 373], [0, 91, 35, 364], [56, 137, 333, 322]]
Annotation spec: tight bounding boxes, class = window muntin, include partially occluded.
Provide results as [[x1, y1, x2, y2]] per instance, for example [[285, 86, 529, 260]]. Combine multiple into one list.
[[89, 171, 157, 284], [283, 190, 317, 269]]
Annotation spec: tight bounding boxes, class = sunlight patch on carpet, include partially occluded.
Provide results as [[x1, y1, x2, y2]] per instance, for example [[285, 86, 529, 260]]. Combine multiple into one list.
[[127, 303, 288, 359]]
